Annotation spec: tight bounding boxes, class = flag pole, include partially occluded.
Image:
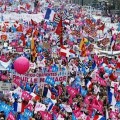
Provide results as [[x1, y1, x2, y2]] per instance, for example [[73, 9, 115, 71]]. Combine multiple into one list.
[[59, 6, 63, 46]]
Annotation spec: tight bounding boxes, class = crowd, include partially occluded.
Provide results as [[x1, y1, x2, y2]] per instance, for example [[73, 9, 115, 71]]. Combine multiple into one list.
[[0, 0, 41, 14], [0, 0, 120, 120]]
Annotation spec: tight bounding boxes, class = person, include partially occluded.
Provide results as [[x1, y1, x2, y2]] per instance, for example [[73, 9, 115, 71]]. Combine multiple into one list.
[[0, 111, 5, 120], [34, 0, 39, 13]]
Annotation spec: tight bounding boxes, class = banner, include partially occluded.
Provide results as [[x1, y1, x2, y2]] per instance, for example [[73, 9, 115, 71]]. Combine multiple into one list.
[[12, 70, 68, 84], [0, 13, 43, 22]]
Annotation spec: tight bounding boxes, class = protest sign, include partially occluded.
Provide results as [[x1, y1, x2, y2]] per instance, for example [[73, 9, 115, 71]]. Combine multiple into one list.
[[22, 91, 32, 101], [16, 47, 24, 52], [0, 81, 12, 91], [35, 102, 46, 112]]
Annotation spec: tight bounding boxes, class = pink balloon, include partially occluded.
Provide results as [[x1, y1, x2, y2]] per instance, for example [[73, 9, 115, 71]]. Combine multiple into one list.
[[14, 57, 29, 74]]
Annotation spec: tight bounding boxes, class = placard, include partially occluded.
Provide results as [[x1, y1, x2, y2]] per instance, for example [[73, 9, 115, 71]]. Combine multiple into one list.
[[16, 46, 24, 52], [0, 82, 12, 91]]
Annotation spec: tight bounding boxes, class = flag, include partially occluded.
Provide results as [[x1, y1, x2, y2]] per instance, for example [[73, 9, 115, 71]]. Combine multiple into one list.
[[47, 101, 54, 112], [31, 19, 37, 26], [33, 29, 39, 36], [26, 28, 33, 35], [20, 6, 26, 12], [54, 11, 74, 23], [107, 87, 116, 106], [26, 3, 31, 10], [60, 45, 75, 57], [55, 16, 63, 46], [61, 104, 72, 112], [25, 103, 34, 111], [30, 92, 40, 101], [43, 87, 52, 99], [86, 80, 92, 89], [81, 43, 86, 57], [79, 38, 85, 50], [31, 37, 37, 62], [72, 113, 77, 120], [40, 111, 52, 120], [20, 114, 28, 120], [4, 5, 6, 11], [13, 101, 25, 113], [53, 13, 61, 23], [14, 21, 19, 28], [91, 61, 96, 69], [65, 12, 74, 21], [97, 23, 105, 31], [93, 115, 106, 120], [4, 21, 9, 27], [7, 112, 15, 120], [20, 34, 26, 46], [24, 109, 33, 118], [50, 87, 58, 96], [17, 24, 23, 32], [44, 8, 55, 21], [110, 36, 116, 50], [86, 18, 93, 25]]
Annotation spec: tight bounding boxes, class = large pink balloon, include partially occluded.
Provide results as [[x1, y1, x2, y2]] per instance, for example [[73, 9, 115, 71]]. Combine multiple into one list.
[[14, 57, 29, 74]]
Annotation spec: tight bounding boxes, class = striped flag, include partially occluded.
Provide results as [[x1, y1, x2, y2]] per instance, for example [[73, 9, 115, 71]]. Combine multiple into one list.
[[31, 37, 37, 62], [81, 43, 87, 57], [13, 101, 25, 113], [93, 115, 106, 120], [53, 13, 61, 24], [54, 11, 74, 24], [44, 8, 55, 21], [79, 38, 87, 57], [60, 45, 75, 57], [55, 17, 63, 46], [86, 80, 92, 89]]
